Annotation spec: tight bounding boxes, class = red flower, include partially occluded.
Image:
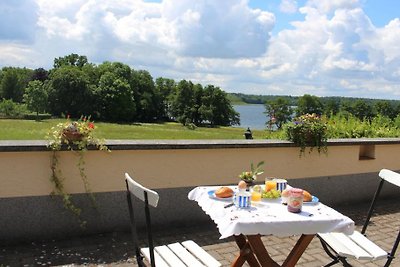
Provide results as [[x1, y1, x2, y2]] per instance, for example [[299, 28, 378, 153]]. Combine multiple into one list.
[[88, 122, 95, 129]]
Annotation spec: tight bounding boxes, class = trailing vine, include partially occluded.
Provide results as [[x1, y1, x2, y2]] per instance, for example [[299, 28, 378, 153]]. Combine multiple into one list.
[[47, 116, 109, 226]]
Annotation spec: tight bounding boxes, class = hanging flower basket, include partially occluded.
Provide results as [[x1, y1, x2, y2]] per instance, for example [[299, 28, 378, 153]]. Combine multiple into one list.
[[46, 116, 110, 226], [285, 113, 328, 155], [62, 130, 84, 143]]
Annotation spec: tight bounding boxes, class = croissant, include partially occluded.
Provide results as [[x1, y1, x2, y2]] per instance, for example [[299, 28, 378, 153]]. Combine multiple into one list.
[[215, 187, 234, 198], [303, 190, 312, 202]]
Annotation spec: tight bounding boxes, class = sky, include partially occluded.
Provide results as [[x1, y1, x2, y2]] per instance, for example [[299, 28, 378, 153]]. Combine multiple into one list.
[[1, 0, 400, 100]]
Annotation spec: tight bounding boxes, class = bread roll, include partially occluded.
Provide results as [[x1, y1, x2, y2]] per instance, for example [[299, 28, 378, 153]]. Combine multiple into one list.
[[215, 187, 234, 198], [303, 190, 312, 202]]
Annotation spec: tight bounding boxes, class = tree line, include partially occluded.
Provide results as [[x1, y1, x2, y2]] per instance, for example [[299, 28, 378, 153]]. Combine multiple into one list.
[[0, 54, 239, 126], [264, 94, 400, 130]]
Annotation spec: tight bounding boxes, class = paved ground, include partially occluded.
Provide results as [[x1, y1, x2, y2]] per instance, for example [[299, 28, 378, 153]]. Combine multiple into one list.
[[1, 198, 399, 267]]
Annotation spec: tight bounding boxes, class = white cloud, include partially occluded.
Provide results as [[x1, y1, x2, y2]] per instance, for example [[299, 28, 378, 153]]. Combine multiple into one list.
[[1, 0, 400, 100], [306, 0, 361, 14], [280, 0, 298, 14], [33, 0, 275, 60]]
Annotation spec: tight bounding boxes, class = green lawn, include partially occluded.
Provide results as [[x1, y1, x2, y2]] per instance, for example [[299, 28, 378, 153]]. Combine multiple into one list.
[[0, 119, 267, 140]]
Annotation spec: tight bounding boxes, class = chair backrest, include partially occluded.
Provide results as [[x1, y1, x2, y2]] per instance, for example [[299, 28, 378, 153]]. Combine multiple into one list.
[[379, 169, 400, 188], [125, 172, 158, 267], [125, 173, 159, 207]]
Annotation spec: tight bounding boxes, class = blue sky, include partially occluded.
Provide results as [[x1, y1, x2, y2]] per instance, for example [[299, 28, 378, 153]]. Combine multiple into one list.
[[1, 0, 400, 100]]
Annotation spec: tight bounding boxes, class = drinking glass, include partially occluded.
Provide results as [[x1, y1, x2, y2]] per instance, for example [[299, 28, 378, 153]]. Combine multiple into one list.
[[251, 187, 262, 202], [265, 178, 277, 192]]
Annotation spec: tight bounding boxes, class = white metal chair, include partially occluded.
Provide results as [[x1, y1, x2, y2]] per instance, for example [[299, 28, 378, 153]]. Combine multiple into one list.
[[318, 169, 400, 267], [125, 173, 221, 267]]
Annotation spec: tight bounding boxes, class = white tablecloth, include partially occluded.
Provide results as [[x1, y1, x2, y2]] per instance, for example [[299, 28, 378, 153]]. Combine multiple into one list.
[[188, 186, 355, 239]]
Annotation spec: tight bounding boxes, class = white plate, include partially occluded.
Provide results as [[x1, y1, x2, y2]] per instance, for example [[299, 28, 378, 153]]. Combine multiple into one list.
[[208, 190, 233, 201], [303, 196, 319, 205]]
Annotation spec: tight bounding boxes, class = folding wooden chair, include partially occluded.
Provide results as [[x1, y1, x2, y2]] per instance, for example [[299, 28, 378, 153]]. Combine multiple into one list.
[[125, 173, 221, 267], [318, 169, 400, 267]]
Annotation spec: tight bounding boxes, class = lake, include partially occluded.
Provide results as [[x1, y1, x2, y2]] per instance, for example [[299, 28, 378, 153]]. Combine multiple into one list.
[[233, 104, 268, 130]]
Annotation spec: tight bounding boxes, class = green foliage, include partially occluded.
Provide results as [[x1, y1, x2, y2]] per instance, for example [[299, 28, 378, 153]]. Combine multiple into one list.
[[48, 66, 93, 117], [23, 80, 48, 120], [95, 62, 136, 121], [23, 113, 52, 120], [131, 69, 160, 122], [265, 97, 292, 129], [31, 67, 49, 82], [54, 53, 88, 69], [0, 67, 33, 102], [296, 94, 323, 116], [285, 113, 328, 155], [352, 99, 374, 121], [0, 119, 266, 140], [239, 161, 265, 182], [6, 53, 400, 131], [326, 113, 397, 138], [172, 81, 239, 126], [156, 77, 176, 120], [228, 93, 297, 105], [47, 117, 109, 226], [374, 100, 396, 119], [326, 114, 372, 138], [0, 99, 28, 117]]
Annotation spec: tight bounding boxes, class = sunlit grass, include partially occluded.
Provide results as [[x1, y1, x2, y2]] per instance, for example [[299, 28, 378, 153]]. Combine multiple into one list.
[[0, 119, 268, 140]]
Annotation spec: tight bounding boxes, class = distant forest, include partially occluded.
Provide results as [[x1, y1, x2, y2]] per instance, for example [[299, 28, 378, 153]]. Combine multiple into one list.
[[227, 93, 400, 107]]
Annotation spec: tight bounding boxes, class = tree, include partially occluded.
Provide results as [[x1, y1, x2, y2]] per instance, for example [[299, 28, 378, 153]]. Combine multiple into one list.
[[265, 97, 292, 129], [23, 80, 48, 120], [131, 70, 161, 122], [374, 100, 395, 119], [199, 85, 239, 126], [171, 80, 196, 125], [95, 62, 136, 121], [296, 94, 323, 116], [352, 99, 374, 121], [323, 99, 340, 117], [155, 77, 176, 121], [48, 66, 93, 117], [53, 53, 88, 69], [1, 67, 33, 102], [31, 68, 49, 82]]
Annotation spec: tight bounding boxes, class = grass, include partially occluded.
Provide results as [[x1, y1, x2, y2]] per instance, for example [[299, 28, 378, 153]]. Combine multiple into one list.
[[0, 119, 268, 140]]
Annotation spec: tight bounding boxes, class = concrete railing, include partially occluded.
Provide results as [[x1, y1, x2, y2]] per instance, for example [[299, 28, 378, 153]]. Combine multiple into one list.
[[1, 139, 400, 243]]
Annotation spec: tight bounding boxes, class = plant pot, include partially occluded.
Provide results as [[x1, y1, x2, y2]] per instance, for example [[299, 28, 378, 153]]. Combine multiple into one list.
[[62, 130, 84, 143], [242, 179, 255, 191]]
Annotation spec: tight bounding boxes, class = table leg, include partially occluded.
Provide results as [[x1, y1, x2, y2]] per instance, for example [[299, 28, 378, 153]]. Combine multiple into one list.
[[232, 235, 261, 267], [282, 234, 315, 267], [247, 235, 280, 267]]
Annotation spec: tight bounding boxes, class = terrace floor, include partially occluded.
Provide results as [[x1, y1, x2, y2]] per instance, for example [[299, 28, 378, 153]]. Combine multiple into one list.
[[1, 198, 399, 267]]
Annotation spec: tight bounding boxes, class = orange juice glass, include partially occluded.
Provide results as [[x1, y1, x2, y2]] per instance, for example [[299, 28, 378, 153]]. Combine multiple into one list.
[[265, 179, 277, 192], [251, 190, 262, 202]]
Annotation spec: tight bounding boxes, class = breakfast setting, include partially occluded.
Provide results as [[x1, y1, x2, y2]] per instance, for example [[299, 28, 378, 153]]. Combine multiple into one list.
[[187, 161, 355, 267], [208, 177, 317, 211], [188, 161, 353, 241], [204, 160, 318, 213]]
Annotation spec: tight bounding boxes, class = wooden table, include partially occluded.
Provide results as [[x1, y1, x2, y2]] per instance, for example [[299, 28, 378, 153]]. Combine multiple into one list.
[[232, 234, 314, 267], [188, 186, 354, 267]]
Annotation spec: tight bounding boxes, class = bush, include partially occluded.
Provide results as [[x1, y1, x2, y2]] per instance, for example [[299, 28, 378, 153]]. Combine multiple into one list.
[[23, 113, 52, 120], [0, 99, 28, 117]]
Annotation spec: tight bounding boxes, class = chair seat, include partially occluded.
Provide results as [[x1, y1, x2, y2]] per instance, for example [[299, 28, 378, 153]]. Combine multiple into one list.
[[319, 231, 388, 261], [141, 240, 221, 267]]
